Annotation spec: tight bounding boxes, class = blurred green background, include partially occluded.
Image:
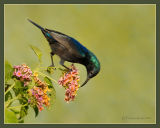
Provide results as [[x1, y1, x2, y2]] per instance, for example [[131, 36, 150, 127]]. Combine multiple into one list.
[[5, 5, 155, 123]]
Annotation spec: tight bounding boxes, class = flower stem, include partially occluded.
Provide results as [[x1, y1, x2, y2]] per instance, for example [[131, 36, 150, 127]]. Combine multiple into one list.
[[5, 82, 15, 95], [37, 71, 58, 84]]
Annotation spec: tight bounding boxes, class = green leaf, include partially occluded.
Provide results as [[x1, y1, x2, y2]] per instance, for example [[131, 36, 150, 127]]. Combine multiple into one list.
[[49, 87, 56, 105], [30, 45, 42, 62], [5, 91, 12, 101], [5, 60, 13, 82], [5, 108, 18, 123], [14, 80, 23, 89], [5, 79, 14, 95], [44, 77, 53, 88], [33, 105, 39, 117], [19, 106, 29, 119], [13, 80, 23, 96], [18, 119, 24, 123], [44, 77, 56, 106], [19, 97, 28, 105], [10, 108, 20, 115]]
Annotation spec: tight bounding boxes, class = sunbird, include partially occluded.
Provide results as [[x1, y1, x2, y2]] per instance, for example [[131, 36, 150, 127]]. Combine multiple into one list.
[[28, 19, 100, 87]]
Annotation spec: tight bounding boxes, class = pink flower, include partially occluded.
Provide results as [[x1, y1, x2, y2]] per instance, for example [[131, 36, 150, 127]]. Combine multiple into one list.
[[28, 74, 51, 112], [13, 64, 33, 86], [16, 71, 22, 77], [14, 65, 20, 69], [58, 64, 80, 102], [23, 67, 28, 72]]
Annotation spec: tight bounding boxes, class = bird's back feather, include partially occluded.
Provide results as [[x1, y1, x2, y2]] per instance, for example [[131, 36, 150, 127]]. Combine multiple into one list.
[[46, 29, 87, 59]]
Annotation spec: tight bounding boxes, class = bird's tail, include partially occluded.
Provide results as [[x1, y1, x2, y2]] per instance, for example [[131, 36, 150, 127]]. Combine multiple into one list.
[[27, 19, 44, 31]]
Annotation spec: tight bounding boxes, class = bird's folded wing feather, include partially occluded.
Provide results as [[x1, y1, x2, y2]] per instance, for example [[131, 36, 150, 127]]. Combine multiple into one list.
[[47, 29, 87, 58]]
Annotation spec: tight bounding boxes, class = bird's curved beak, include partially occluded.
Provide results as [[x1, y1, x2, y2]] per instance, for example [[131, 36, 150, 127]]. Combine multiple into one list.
[[80, 76, 90, 88]]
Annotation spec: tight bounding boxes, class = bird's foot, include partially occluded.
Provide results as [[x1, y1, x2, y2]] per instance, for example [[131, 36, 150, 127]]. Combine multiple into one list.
[[48, 64, 56, 68], [59, 66, 72, 73], [64, 66, 72, 72], [62, 65, 71, 71], [47, 65, 56, 74], [66, 67, 73, 73]]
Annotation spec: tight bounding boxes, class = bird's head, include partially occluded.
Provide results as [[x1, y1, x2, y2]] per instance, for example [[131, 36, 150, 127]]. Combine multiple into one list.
[[81, 52, 100, 87]]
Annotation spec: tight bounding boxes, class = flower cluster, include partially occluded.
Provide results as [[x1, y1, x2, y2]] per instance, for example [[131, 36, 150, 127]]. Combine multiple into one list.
[[58, 64, 80, 102], [13, 64, 33, 86], [28, 72, 51, 112]]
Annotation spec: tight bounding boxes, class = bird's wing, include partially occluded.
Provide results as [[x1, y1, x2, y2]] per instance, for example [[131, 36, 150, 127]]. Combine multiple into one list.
[[46, 29, 87, 58]]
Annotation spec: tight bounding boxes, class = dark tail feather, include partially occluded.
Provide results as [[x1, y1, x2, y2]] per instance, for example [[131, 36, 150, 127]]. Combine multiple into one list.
[[27, 19, 44, 31]]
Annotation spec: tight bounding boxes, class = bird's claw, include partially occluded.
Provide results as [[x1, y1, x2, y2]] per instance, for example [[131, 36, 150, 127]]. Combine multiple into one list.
[[68, 68, 72, 72], [47, 65, 56, 74], [65, 67, 72, 72], [48, 64, 56, 69], [60, 67, 72, 72]]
